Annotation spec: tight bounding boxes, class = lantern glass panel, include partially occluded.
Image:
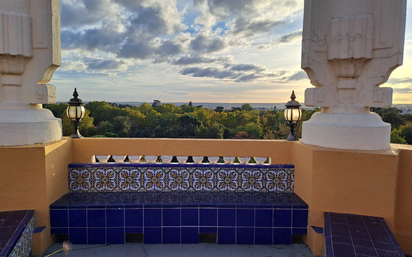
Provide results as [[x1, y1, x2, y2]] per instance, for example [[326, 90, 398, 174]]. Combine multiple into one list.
[[67, 105, 85, 120], [284, 108, 302, 124]]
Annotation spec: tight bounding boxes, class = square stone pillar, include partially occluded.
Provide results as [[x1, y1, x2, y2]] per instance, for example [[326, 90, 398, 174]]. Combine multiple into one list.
[[0, 0, 62, 146], [301, 0, 407, 150]]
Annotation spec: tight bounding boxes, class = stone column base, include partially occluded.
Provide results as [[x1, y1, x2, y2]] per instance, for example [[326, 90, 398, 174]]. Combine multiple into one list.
[[302, 112, 390, 150], [0, 109, 62, 146]]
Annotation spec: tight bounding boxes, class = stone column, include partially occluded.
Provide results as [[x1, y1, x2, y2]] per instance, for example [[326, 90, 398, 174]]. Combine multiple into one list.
[[0, 0, 61, 146], [301, 0, 407, 150]]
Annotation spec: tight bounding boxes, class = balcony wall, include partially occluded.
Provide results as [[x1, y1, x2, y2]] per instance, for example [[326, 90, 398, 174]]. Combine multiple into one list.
[[1, 137, 412, 255], [71, 138, 293, 164], [0, 139, 73, 254]]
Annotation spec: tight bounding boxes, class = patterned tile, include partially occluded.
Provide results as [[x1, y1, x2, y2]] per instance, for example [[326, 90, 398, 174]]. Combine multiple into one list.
[[241, 169, 263, 192], [193, 168, 215, 191], [69, 168, 92, 192], [119, 168, 141, 191], [93, 167, 118, 192], [168, 168, 190, 191], [215, 168, 239, 191], [144, 168, 166, 191], [68, 164, 294, 193]]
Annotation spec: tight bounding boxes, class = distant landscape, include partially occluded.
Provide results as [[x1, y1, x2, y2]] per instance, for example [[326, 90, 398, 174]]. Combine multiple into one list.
[[88, 102, 412, 113], [46, 100, 412, 145]]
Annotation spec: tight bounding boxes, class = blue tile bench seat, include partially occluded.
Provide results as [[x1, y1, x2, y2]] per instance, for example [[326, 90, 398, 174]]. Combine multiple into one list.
[[0, 210, 35, 257], [50, 192, 308, 245], [324, 212, 405, 257]]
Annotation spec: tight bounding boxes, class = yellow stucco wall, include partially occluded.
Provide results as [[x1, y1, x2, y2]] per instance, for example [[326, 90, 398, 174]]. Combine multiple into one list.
[[0, 138, 73, 254], [292, 142, 399, 255], [72, 138, 293, 164], [393, 145, 412, 255]]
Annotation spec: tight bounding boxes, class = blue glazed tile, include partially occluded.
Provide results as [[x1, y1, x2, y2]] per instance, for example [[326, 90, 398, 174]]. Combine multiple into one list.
[[144, 228, 161, 244], [374, 241, 397, 251], [237, 209, 254, 227], [218, 228, 235, 244], [292, 209, 308, 228], [292, 228, 307, 235], [88, 228, 106, 244], [125, 208, 143, 227], [163, 227, 180, 244], [107, 209, 124, 227], [107, 228, 125, 244], [181, 209, 198, 226], [144, 209, 161, 227], [333, 243, 356, 257], [50, 210, 68, 228], [69, 210, 86, 227], [125, 227, 143, 234], [69, 228, 87, 244], [200, 209, 217, 227], [255, 228, 272, 245], [236, 228, 254, 245], [181, 227, 198, 244], [255, 209, 273, 228], [87, 209, 105, 228], [375, 249, 399, 257], [354, 245, 378, 256], [273, 228, 291, 245], [34, 226, 46, 233], [200, 227, 217, 233], [274, 209, 291, 228], [311, 226, 323, 234], [163, 209, 180, 227], [218, 209, 236, 227], [51, 228, 68, 235]]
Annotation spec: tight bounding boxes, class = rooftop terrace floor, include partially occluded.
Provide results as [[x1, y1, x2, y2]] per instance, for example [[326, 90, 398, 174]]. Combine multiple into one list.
[[37, 243, 315, 257]]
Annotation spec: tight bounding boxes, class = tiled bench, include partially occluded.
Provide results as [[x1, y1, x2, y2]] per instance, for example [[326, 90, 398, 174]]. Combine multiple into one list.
[[324, 212, 405, 257], [50, 192, 308, 245], [0, 210, 35, 257]]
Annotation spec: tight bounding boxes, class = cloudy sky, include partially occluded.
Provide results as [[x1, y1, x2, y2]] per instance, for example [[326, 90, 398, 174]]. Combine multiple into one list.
[[51, 0, 412, 104]]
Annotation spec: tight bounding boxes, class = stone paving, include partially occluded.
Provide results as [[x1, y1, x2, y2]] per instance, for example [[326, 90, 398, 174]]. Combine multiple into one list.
[[37, 243, 316, 257]]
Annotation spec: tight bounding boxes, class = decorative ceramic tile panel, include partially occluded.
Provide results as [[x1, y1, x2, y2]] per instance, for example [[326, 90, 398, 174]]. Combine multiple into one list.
[[0, 210, 35, 257], [68, 164, 294, 193]]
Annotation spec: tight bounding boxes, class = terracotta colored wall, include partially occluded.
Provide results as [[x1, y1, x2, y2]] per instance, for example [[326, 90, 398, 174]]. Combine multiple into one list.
[[0, 138, 73, 254], [292, 142, 399, 255], [393, 145, 412, 255], [72, 138, 293, 164]]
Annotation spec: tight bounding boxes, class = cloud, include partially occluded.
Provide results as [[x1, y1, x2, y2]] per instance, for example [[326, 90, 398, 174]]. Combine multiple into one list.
[[393, 86, 412, 94], [61, 29, 123, 52], [190, 34, 227, 53], [231, 17, 285, 37], [193, 0, 302, 38], [226, 63, 266, 73], [172, 56, 218, 65], [180, 67, 238, 79], [61, 0, 122, 29], [287, 71, 308, 81], [275, 30, 302, 43], [388, 77, 412, 84], [179, 64, 289, 83], [86, 59, 128, 71]]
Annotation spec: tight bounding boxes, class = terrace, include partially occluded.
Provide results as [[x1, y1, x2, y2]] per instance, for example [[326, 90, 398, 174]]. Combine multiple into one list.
[[0, 1, 412, 257]]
